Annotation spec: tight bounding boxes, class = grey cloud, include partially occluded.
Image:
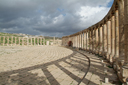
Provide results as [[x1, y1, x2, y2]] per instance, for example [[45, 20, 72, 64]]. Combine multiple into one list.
[[0, 0, 113, 37]]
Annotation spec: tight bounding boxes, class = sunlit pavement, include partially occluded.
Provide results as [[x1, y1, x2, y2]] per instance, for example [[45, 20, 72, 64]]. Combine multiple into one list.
[[0, 46, 119, 85]]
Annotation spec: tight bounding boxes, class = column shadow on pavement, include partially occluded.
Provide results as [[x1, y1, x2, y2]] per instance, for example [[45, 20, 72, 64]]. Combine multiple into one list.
[[0, 48, 117, 85]]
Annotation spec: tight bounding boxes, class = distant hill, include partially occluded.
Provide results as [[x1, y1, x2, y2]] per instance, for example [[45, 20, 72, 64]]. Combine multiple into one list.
[[0, 32, 61, 40]]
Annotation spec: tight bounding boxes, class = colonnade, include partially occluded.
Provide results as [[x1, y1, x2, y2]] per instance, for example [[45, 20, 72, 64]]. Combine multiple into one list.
[[62, 0, 128, 83], [0, 36, 45, 46]]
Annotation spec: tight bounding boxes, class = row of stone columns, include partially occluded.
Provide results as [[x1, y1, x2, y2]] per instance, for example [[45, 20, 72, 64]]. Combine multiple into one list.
[[0, 36, 45, 46], [62, 0, 128, 83]]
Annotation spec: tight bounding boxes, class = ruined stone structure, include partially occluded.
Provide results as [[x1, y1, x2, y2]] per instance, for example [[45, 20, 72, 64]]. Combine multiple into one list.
[[0, 36, 62, 46], [0, 36, 45, 46], [62, 0, 128, 83]]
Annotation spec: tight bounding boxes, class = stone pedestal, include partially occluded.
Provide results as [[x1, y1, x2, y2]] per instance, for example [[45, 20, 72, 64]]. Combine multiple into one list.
[[120, 64, 128, 82], [46, 41, 49, 45]]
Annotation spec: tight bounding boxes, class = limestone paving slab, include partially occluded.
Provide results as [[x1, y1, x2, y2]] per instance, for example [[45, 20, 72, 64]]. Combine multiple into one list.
[[0, 46, 119, 85]]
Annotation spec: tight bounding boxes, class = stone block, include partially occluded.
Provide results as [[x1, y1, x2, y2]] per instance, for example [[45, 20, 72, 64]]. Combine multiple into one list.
[[46, 41, 49, 45], [121, 65, 128, 78]]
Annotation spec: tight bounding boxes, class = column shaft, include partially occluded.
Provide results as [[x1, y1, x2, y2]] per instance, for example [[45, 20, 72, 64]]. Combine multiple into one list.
[[22, 37, 24, 46], [104, 23, 108, 56], [124, 0, 128, 63], [84, 32, 86, 50], [111, 15, 116, 60], [3, 36, 5, 46], [79, 34, 81, 48], [19, 37, 20, 45], [87, 31, 89, 51], [82, 33, 84, 49], [107, 20, 112, 61], [99, 27, 103, 55], [11, 36, 13, 46], [15, 37, 16, 45], [115, 10, 120, 58], [92, 29, 95, 53], [43, 38, 45, 45], [95, 28, 98, 54], [7, 37, 9, 46], [98, 27, 100, 54]]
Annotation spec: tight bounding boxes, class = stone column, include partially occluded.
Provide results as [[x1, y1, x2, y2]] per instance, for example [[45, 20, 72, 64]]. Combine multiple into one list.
[[102, 25, 104, 56], [81, 33, 84, 49], [85, 32, 87, 50], [46, 41, 49, 45], [0, 36, 1, 45], [92, 29, 95, 53], [124, 0, 128, 64], [99, 26, 103, 55], [111, 15, 116, 61], [87, 31, 89, 51], [22, 37, 24, 46], [3, 36, 5, 46], [74, 36, 75, 47], [31, 38, 32, 45], [83, 32, 85, 49], [74, 35, 77, 48], [80, 33, 82, 48], [90, 29, 93, 53], [34, 37, 35, 45], [107, 20, 112, 61], [37, 37, 39, 45], [97, 27, 100, 54], [104, 23, 108, 57], [81, 33, 82, 48], [72, 37, 73, 47], [115, 10, 120, 59], [88, 30, 91, 52], [43, 38, 45, 45], [120, 0, 128, 83], [118, 0, 125, 63], [19, 37, 20, 45], [7, 36, 9, 46], [11, 36, 13, 46], [54, 37, 55, 44], [40, 38, 42, 45], [89, 30, 91, 52], [15, 37, 16, 45], [78, 34, 80, 48], [79, 33, 81, 48], [95, 28, 99, 54], [78, 34, 79, 48], [76, 35, 78, 48], [27, 38, 29, 46]]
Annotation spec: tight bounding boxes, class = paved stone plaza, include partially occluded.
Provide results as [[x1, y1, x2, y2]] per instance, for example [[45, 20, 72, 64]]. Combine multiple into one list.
[[0, 46, 119, 85]]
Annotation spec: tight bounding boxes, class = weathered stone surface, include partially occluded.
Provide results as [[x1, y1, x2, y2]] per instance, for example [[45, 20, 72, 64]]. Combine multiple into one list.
[[0, 46, 119, 85], [62, 0, 128, 83]]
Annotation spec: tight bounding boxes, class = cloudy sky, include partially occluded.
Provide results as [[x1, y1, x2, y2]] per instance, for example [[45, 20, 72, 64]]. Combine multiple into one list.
[[0, 0, 114, 37]]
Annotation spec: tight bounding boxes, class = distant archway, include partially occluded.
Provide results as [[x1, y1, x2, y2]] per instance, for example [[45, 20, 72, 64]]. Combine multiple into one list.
[[68, 41, 73, 47]]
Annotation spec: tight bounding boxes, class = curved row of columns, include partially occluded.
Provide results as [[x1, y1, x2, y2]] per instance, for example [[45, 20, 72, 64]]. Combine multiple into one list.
[[62, 0, 128, 83], [0, 36, 45, 46]]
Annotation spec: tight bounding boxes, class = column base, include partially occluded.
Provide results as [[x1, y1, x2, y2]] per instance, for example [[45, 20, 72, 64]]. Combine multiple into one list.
[[89, 50, 93, 54], [109, 54, 115, 62], [99, 51, 102, 56], [120, 64, 128, 82], [103, 52, 107, 59], [106, 53, 111, 61], [95, 50, 99, 55], [93, 50, 96, 54]]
